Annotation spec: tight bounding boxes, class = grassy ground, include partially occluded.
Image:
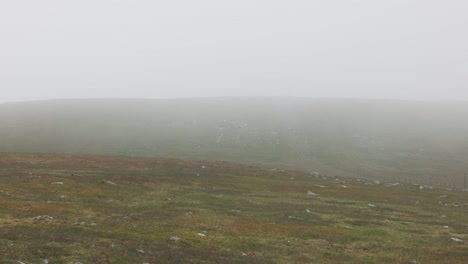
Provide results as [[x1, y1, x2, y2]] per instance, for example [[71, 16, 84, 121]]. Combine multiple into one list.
[[0, 153, 467, 263]]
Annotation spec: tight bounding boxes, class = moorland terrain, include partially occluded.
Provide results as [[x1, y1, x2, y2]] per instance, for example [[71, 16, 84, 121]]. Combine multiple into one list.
[[1, 97, 468, 187], [0, 153, 467, 263]]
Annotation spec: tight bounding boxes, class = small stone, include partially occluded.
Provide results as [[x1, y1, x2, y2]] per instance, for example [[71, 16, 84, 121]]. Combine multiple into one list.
[[170, 236, 180, 241], [136, 249, 145, 254], [103, 180, 116, 185]]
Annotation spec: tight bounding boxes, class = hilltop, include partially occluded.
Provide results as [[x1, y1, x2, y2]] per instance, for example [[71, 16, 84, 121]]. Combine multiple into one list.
[[1, 97, 468, 186]]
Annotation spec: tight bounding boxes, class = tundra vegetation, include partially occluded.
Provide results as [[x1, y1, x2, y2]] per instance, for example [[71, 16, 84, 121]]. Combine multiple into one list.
[[0, 153, 466, 263]]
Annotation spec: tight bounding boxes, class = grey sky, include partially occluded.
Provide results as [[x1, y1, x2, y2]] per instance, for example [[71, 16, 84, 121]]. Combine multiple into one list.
[[1, 0, 467, 103]]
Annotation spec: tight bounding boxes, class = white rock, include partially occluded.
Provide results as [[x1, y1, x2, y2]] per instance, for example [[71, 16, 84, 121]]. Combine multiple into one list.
[[368, 203, 377, 208], [104, 180, 116, 185], [136, 249, 145, 254], [451, 237, 463, 242], [307, 191, 317, 196], [51, 182, 64, 185], [197, 233, 206, 237], [170, 236, 180, 241]]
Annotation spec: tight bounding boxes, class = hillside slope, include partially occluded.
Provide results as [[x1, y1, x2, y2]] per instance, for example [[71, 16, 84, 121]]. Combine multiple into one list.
[[0, 153, 467, 263], [1, 97, 467, 185]]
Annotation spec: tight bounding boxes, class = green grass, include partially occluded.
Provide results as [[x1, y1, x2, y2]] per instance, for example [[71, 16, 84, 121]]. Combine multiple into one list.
[[0, 153, 467, 263]]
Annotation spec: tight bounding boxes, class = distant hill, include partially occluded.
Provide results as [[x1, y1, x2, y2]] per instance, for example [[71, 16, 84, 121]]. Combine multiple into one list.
[[1, 97, 467, 186]]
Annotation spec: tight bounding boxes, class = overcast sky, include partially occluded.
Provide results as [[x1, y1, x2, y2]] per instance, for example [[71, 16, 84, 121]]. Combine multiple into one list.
[[1, 0, 467, 103]]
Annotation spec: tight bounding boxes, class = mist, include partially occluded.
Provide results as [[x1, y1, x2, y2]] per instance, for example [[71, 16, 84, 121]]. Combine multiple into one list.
[[1, 0, 468, 103]]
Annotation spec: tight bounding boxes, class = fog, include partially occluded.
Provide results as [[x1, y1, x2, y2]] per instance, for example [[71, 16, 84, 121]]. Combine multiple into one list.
[[1, 0, 468, 103]]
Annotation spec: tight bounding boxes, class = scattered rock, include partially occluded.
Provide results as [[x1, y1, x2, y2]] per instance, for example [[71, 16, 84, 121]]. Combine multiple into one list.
[[306, 209, 312, 214], [288, 216, 303, 220], [197, 233, 206, 237], [185, 212, 193, 216], [51, 182, 64, 185], [34, 215, 54, 223], [341, 185, 348, 188], [136, 249, 145, 254], [451, 237, 463, 242], [307, 191, 317, 196], [443, 226, 449, 229], [368, 203, 377, 208], [170, 236, 180, 241], [102, 180, 116, 185]]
